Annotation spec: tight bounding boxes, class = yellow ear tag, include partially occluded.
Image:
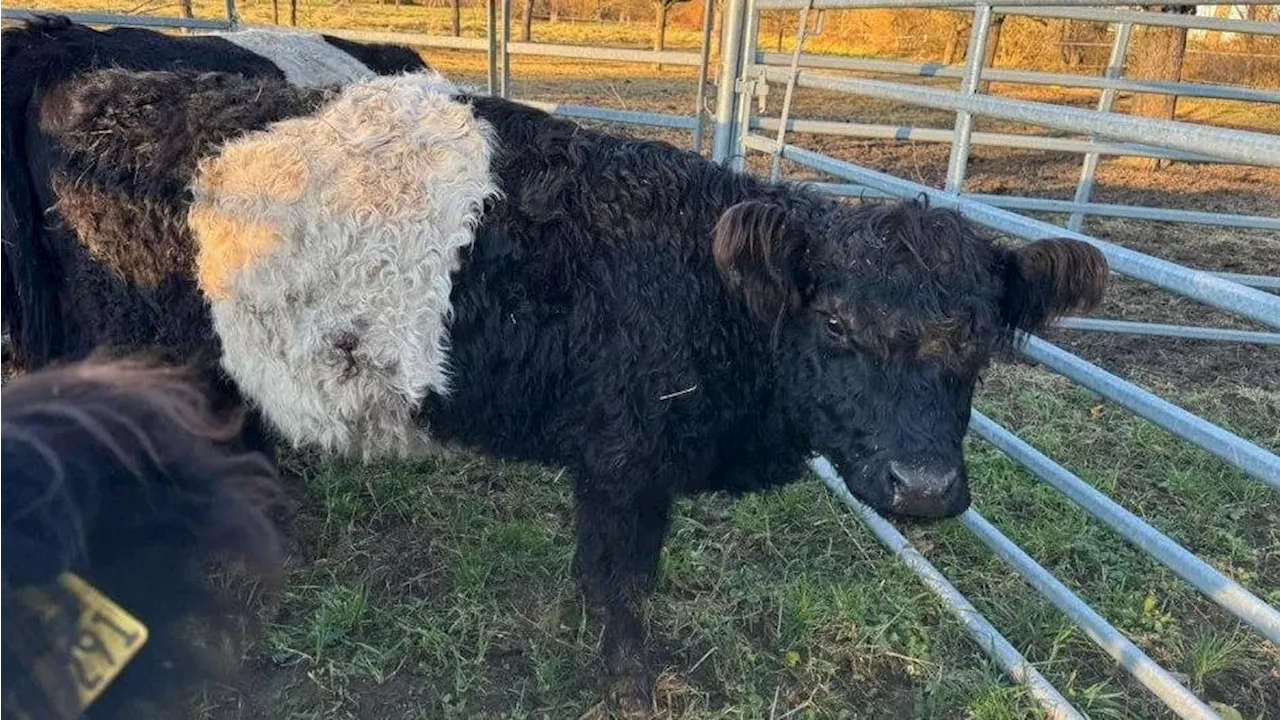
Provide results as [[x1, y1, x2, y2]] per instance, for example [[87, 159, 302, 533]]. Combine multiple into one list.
[[55, 572, 150, 710]]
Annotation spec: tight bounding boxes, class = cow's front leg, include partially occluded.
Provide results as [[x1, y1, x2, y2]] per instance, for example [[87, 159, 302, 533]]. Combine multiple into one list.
[[572, 479, 675, 717]]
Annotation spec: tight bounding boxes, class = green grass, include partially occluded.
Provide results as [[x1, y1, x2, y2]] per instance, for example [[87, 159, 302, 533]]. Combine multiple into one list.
[[197, 358, 1277, 719]]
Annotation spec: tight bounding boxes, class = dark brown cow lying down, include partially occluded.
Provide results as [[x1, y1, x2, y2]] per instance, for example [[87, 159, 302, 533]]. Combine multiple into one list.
[[1, 357, 286, 720], [7, 66, 1107, 711]]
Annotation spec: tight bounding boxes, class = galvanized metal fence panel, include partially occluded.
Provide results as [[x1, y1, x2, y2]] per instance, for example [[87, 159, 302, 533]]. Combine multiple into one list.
[[720, 0, 1280, 716], [750, 66, 1280, 167]]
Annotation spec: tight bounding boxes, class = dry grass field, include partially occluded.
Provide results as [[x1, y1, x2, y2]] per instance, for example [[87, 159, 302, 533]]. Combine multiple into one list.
[[6, 2, 1280, 718]]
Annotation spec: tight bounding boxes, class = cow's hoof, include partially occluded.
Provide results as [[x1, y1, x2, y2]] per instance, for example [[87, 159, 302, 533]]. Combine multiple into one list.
[[608, 671, 654, 719]]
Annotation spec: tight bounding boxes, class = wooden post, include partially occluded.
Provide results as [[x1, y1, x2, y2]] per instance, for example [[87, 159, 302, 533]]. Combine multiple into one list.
[[943, 16, 969, 65], [1129, 6, 1190, 169], [653, 0, 691, 71], [654, 0, 670, 69], [978, 15, 1005, 92], [290, 0, 298, 26], [452, 0, 462, 37], [522, 0, 533, 41]]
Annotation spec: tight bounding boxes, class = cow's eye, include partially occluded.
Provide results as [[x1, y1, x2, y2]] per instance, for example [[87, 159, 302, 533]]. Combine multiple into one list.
[[823, 314, 848, 342]]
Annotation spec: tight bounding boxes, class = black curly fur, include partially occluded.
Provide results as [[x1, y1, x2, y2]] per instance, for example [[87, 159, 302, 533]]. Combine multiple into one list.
[[0, 16, 425, 372], [34, 70, 330, 363], [1, 356, 286, 720], [0, 66, 1108, 707], [421, 96, 1105, 703], [319, 33, 429, 74]]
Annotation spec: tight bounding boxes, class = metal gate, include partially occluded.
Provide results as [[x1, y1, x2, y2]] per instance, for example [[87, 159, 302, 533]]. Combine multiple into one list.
[[710, 2, 1279, 717]]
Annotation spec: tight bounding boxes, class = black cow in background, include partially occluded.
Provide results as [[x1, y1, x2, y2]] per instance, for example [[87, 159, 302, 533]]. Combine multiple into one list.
[[0, 16, 427, 373], [3, 65, 1110, 714], [1, 356, 286, 720]]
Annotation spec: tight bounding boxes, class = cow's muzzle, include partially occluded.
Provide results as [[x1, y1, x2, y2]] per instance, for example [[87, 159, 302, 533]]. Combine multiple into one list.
[[886, 457, 969, 518]]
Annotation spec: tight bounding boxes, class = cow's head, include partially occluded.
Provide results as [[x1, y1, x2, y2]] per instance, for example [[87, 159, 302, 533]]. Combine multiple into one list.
[[714, 198, 1107, 518]]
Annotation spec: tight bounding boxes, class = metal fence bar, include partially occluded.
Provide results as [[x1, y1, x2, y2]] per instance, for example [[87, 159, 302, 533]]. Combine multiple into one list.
[[753, 52, 1280, 104], [1069, 21, 1133, 232], [1054, 318, 1280, 346], [1208, 271, 1280, 290], [963, 194, 1280, 231], [0, 8, 231, 30], [997, 5, 1280, 37], [769, 0, 816, 181], [968, 411, 1280, 646], [945, 2, 992, 193], [751, 67, 1280, 167], [224, 0, 239, 29], [971, 195, 1280, 228], [513, 100, 701, 129], [730, 0, 763, 171], [754, 118, 1223, 163], [500, 0, 512, 99], [268, 28, 706, 61], [486, 0, 499, 95], [291, 26, 491, 51], [756, 0, 1270, 10], [1019, 335, 1280, 489], [693, 0, 717, 154], [712, 0, 751, 162], [262, 30, 715, 138], [505, 41, 703, 66], [743, 135, 1280, 330], [808, 179, 1280, 229], [958, 509, 1221, 720], [807, 182, 1280, 230], [810, 457, 1086, 720]]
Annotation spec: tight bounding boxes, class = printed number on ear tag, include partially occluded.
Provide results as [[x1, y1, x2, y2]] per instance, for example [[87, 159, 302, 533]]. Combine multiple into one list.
[[56, 572, 150, 710]]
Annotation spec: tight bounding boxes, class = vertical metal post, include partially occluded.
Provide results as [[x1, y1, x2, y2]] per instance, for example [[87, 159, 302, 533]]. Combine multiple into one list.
[[1068, 21, 1133, 232], [769, 0, 815, 182], [944, 3, 993, 194], [711, 0, 749, 164], [693, 0, 717, 154], [486, 0, 499, 96], [501, 0, 513, 99], [729, 0, 761, 171], [224, 0, 239, 29]]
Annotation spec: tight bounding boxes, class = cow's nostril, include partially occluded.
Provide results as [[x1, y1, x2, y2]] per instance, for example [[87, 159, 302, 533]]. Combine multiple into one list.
[[888, 460, 959, 499]]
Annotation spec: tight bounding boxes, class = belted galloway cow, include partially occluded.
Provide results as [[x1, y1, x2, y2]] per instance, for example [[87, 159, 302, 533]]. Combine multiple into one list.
[[1, 66, 1108, 711]]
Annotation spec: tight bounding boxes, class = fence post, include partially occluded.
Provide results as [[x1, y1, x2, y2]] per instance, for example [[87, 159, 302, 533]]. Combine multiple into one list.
[[768, 0, 815, 181], [693, 0, 717, 154], [224, 0, 239, 30], [487, 0, 499, 95], [501, 0, 513, 98], [944, 3, 992, 193], [711, 0, 750, 164], [729, 0, 761, 171], [1068, 21, 1133, 232]]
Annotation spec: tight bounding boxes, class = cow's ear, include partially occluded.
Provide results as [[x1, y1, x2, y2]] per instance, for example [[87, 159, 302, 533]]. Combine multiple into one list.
[[714, 200, 808, 323], [1000, 238, 1108, 332]]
